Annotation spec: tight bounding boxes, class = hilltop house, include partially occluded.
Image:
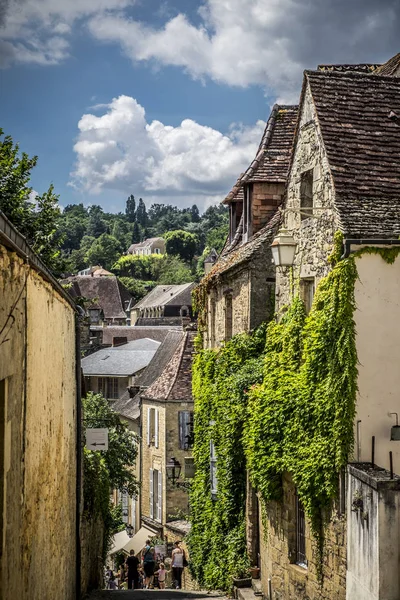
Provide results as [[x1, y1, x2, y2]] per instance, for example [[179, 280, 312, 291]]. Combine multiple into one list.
[[131, 283, 195, 326], [127, 237, 166, 256]]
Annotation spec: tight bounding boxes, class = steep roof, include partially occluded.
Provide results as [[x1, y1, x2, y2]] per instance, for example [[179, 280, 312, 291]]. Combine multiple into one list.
[[112, 393, 140, 421], [66, 275, 131, 320], [306, 70, 400, 238], [127, 237, 164, 253], [375, 53, 400, 76], [223, 105, 298, 204], [142, 331, 195, 402], [133, 283, 195, 310], [98, 325, 182, 346], [134, 330, 185, 388], [82, 338, 160, 376]]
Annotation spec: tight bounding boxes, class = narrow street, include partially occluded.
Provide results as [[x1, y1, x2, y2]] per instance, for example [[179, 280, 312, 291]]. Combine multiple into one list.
[[88, 591, 227, 600]]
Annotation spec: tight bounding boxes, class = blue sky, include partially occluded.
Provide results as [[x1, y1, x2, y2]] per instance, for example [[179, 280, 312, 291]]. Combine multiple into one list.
[[1, 0, 399, 213]]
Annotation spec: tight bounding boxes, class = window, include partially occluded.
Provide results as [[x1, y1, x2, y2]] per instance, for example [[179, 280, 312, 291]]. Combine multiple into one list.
[[147, 407, 159, 447], [300, 278, 315, 314], [210, 439, 217, 497], [179, 411, 194, 450], [209, 298, 216, 348], [149, 468, 162, 522], [98, 377, 119, 400], [296, 495, 307, 568], [121, 490, 129, 523], [88, 308, 101, 324], [154, 248, 161, 254], [243, 185, 253, 242], [300, 169, 314, 220], [225, 294, 233, 341]]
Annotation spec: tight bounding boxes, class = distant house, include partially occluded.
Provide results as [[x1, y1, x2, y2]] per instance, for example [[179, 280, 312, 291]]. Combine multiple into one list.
[[77, 265, 113, 277], [131, 283, 195, 326], [82, 338, 160, 401], [65, 274, 132, 327], [127, 237, 166, 256]]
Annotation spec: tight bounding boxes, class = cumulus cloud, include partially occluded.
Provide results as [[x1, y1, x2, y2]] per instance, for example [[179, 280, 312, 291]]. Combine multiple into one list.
[[88, 0, 400, 101], [0, 0, 134, 66], [70, 95, 265, 209]]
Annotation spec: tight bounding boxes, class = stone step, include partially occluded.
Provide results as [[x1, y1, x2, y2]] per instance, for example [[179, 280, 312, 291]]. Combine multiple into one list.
[[236, 586, 262, 600], [251, 578, 263, 596]]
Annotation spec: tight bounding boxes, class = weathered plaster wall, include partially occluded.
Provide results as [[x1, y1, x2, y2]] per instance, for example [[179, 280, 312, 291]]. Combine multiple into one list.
[[259, 473, 346, 600], [276, 83, 339, 312], [346, 466, 400, 600], [353, 252, 400, 474], [0, 246, 77, 600]]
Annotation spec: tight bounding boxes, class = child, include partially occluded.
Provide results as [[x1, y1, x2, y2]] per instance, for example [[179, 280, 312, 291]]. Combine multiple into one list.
[[157, 563, 166, 589], [108, 575, 118, 590]]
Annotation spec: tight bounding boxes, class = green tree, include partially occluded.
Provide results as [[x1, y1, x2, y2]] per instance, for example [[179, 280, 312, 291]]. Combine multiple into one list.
[[87, 205, 107, 237], [164, 229, 198, 262], [136, 198, 148, 228], [131, 221, 141, 244], [190, 204, 200, 223], [0, 129, 64, 273], [125, 194, 136, 222], [86, 233, 122, 270], [156, 255, 194, 284]]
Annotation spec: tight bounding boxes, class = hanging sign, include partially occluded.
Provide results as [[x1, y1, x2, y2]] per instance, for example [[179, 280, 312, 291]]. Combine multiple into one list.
[[86, 428, 109, 451]]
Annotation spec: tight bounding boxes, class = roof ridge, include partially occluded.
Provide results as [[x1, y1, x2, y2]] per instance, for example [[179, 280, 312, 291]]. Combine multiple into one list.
[[306, 68, 400, 82]]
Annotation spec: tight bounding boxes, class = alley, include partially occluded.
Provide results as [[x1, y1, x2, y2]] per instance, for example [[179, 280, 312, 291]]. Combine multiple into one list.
[[88, 591, 227, 600]]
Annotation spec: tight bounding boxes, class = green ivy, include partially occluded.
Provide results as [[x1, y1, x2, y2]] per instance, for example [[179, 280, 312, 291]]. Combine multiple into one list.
[[188, 327, 267, 592], [190, 233, 400, 588]]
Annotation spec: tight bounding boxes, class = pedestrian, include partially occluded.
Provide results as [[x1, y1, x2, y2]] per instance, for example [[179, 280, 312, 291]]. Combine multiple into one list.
[[108, 574, 118, 590], [141, 539, 155, 589], [171, 540, 185, 589], [156, 562, 167, 589], [126, 549, 140, 589]]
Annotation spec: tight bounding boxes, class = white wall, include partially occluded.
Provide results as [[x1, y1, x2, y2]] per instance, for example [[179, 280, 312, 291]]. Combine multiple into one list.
[[354, 252, 400, 474]]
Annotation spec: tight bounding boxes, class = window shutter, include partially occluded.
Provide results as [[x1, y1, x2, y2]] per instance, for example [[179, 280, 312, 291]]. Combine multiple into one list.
[[155, 409, 159, 448], [178, 412, 184, 449], [157, 471, 162, 522], [149, 468, 154, 519], [147, 407, 151, 446]]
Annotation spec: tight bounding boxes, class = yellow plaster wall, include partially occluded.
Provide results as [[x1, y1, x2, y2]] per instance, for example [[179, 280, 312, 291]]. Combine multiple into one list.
[[0, 246, 77, 600]]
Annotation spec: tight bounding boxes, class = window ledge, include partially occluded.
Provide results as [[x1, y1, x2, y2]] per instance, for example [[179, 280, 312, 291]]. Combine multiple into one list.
[[288, 563, 308, 579]]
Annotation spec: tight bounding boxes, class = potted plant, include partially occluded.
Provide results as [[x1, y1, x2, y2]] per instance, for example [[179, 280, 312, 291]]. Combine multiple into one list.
[[250, 566, 260, 579]]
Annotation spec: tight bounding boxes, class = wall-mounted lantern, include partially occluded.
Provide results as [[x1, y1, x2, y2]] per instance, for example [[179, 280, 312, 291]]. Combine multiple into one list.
[[166, 456, 182, 486], [390, 413, 400, 440], [271, 228, 298, 267]]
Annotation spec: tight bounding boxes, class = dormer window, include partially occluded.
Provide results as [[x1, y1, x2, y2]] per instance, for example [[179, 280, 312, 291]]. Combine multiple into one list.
[[300, 169, 314, 221], [243, 184, 253, 242]]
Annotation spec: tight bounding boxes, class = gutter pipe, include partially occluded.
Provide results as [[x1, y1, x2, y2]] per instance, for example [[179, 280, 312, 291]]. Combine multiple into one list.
[[75, 307, 84, 599], [341, 238, 400, 259]]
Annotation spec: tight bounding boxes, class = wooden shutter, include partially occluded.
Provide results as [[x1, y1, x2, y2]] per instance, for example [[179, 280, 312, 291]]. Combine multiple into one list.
[[147, 407, 151, 446], [155, 409, 159, 448], [149, 468, 154, 519], [157, 470, 162, 522]]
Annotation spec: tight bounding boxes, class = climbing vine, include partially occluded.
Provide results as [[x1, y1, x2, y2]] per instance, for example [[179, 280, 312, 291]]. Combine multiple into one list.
[[188, 326, 267, 591], [190, 232, 400, 588]]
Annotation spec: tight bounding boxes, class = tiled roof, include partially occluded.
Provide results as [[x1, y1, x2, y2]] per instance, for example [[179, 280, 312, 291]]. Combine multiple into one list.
[[223, 105, 298, 204], [142, 331, 195, 402], [82, 338, 160, 376], [133, 283, 195, 310], [375, 53, 400, 76], [65, 275, 131, 319], [317, 63, 380, 73], [127, 237, 164, 253], [207, 211, 280, 280], [113, 392, 140, 421], [98, 326, 181, 346], [306, 70, 400, 238], [134, 330, 185, 388]]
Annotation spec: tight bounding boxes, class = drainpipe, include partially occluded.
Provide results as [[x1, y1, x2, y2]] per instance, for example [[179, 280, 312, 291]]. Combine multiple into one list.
[[341, 238, 400, 259], [75, 308, 84, 600]]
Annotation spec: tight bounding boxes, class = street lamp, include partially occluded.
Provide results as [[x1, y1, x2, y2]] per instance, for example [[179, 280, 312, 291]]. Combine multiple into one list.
[[166, 457, 182, 486], [271, 228, 297, 267], [125, 524, 134, 538]]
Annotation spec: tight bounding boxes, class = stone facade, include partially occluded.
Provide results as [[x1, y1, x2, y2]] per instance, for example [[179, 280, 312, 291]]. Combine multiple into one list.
[[260, 474, 346, 600], [0, 237, 77, 600]]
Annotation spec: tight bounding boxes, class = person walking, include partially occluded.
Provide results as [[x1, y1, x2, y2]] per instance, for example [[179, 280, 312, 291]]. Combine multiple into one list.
[[171, 541, 185, 589], [141, 539, 155, 589], [156, 562, 167, 589], [126, 549, 140, 590]]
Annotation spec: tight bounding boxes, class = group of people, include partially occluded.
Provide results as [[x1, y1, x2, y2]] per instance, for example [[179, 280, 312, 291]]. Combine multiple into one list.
[[106, 539, 187, 591]]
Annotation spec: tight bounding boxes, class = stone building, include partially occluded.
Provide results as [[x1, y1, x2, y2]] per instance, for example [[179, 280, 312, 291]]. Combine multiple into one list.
[[203, 105, 297, 348], [127, 237, 166, 256], [132, 282, 195, 326], [0, 212, 78, 600], [261, 58, 400, 600], [140, 331, 195, 540]]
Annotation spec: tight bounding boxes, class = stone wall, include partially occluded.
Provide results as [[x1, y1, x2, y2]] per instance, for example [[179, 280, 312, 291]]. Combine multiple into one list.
[[141, 399, 166, 525], [164, 523, 198, 591], [165, 402, 192, 520], [259, 473, 346, 600], [0, 245, 77, 600], [275, 83, 340, 312]]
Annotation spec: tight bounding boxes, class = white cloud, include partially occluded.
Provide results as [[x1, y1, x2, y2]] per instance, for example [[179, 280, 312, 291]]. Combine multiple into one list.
[[70, 95, 265, 209], [87, 0, 400, 101]]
